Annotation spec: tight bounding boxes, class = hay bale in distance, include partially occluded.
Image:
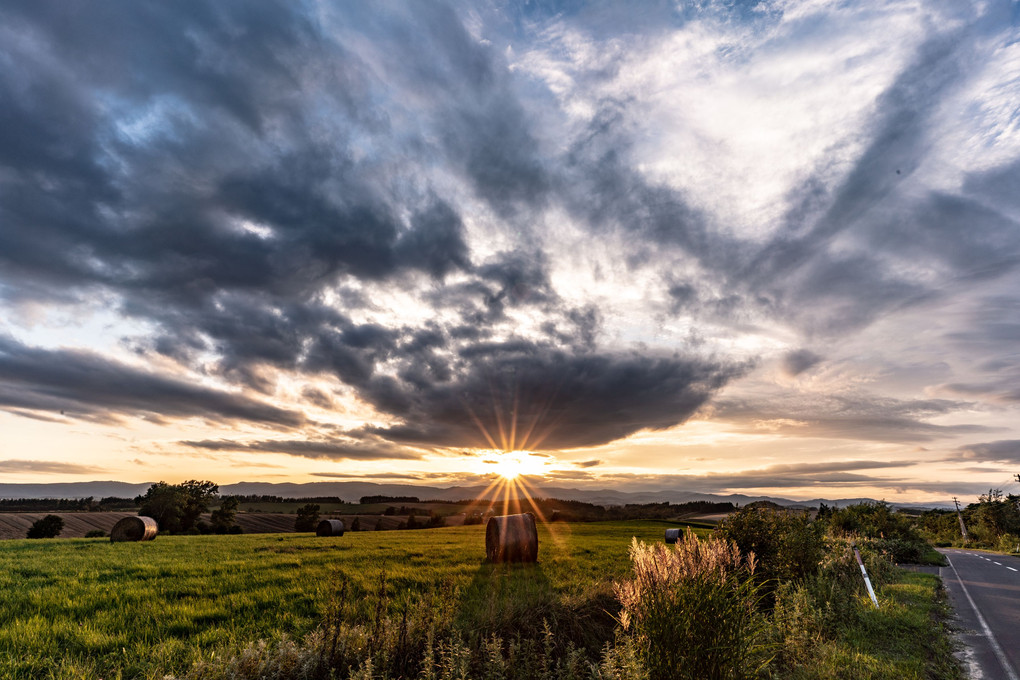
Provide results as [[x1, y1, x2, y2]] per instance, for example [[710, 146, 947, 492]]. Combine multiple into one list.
[[664, 528, 682, 544], [316, 519, 345, 537], [110, 516, 159, 543], [485, 512, 538, 562]]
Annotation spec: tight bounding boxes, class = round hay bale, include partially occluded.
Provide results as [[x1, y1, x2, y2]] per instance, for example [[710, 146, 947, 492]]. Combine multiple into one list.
[[110, 516, 159, 543], [316, 519, 345, 537], [485, 512, 538, 562], [664, 528, 682, 544]]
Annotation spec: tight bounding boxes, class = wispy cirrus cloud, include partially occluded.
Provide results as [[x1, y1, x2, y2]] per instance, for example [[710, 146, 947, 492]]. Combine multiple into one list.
[[0, 460, 103, 475]]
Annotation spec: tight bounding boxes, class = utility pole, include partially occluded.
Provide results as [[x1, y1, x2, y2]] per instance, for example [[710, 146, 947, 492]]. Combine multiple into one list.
[[954, 496, 969, 542]]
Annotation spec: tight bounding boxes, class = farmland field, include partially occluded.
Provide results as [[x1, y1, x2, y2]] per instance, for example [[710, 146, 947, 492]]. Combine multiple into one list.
[[0, 520, 681, 679], [0, 511, 467, 539]]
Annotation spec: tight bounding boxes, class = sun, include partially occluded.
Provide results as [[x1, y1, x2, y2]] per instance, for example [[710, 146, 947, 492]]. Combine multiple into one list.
[[489, 450, 544, 480]]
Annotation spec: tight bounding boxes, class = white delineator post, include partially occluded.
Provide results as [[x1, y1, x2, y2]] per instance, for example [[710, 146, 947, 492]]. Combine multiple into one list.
[[852, 542, 880, 609]]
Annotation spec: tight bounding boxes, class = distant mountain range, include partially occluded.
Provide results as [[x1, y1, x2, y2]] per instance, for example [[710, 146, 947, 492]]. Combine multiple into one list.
[[0, 479, 950, 510]]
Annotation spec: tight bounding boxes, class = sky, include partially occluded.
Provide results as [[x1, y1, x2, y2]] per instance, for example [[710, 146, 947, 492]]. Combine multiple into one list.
[[1, 0, 1019, 503]]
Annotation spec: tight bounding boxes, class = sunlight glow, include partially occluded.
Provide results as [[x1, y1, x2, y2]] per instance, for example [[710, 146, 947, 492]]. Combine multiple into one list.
[[486, 450, 546, 480]]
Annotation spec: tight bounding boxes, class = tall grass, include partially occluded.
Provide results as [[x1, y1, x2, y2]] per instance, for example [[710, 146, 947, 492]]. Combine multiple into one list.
[[0, 515, 961, 680], [615, 532, 770, 680]]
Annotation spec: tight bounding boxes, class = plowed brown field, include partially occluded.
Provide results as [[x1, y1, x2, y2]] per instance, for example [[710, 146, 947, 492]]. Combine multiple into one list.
[[0, 511, 466, 538]]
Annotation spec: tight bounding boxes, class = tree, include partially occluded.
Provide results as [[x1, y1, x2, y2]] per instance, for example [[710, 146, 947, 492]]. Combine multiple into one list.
[[210, 497, 240, 534], [178, 480, 219, 530], [350, 517, 361, 531], [137, 480, 219, 534], [295, 503, 320, 532], [27, 515, 64, 539], [966, 489, 1020, 544]]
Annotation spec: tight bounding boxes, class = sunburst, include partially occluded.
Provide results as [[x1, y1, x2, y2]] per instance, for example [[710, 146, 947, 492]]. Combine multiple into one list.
[[460, 381, 565, 538], [489, 450, 544, 480]]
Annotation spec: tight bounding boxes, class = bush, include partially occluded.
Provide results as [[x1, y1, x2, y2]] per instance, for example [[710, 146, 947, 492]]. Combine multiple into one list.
[[997, 533, 1020, 554], [771, 536, 900, 671], [825, 502, 919, 542], [716, 506, 823, 589], [84, 530, 106, 538], [868, 537, 928, 564], [228, 524, 243, 534], [27, 515, 64, 539], [615, 533, 770, 680]]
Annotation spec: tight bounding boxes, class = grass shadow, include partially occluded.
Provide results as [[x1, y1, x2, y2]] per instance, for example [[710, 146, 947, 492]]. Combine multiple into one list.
[[455, 559, 617, 653]]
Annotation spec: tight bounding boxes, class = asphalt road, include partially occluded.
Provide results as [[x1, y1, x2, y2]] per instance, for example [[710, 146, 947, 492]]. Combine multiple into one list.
[[939, 548, 1020, 680]]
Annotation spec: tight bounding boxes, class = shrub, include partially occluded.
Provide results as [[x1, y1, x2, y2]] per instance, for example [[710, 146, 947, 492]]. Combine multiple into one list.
[[615, 533, 770, 680], [868, 537, 928, 564], [84, 529, 106, 538], [716, 507, 823, 589], [997, 533, 1020, 554], [825, 502, 920, 541], [228, 524, 243, 535], [771, 536, 899, 671], [27, 515, 64, 539]]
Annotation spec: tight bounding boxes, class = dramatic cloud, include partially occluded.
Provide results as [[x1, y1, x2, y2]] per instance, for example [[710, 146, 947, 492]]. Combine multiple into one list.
[[0, 335, 305, 427], [366, 349, 749, 449], [1, 1, 1018, 500]]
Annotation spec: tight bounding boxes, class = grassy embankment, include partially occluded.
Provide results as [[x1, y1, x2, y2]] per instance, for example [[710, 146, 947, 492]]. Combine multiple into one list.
[[0, 520, 956, 680]]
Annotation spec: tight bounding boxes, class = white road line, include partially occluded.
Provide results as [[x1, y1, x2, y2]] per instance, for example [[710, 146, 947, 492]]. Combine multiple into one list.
[[1009, 567, 1018, 572], [945, 555, 1020, 680], [995, 562, 1002, 566]]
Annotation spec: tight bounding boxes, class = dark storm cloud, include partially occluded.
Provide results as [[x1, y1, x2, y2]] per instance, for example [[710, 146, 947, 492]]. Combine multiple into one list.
[[0, 1, 622, 442], [180, 438, 420, 461], [388, 3, 552, 216], [0, 335, 304, 427], [956, 440, 1020, 463], [366, 348, 750, 449], [0, 2, 475, 312], [0, 460, 103, 474]]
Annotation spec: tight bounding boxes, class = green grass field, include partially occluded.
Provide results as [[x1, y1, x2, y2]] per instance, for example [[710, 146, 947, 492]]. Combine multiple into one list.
[[0, 521, 681, 680], [0, 520, 960, 680]]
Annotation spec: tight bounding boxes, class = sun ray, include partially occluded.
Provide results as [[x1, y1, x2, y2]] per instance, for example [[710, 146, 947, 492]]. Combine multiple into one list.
[[509, 389, 519, 452], [490, 381, 509, 451], [463, 401, 500, 451]]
